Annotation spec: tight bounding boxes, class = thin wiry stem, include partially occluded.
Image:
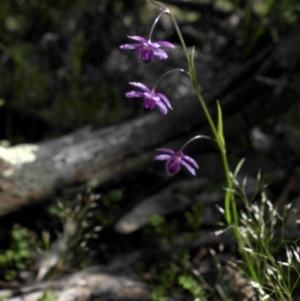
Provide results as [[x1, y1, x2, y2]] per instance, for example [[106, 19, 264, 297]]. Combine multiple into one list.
[[152, 68, 187, 91], [150, 1, 190, 66], [179, 135, 215, 151], [148, 9, 168, 42]]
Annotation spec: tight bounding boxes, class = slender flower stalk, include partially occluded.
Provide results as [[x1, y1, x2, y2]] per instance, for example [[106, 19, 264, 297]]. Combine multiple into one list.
[[151, 1, 236, 227], [179, 135, 214, 151], [150, 0, 259, 285], [148, 9, 169, 41], [152, 68, 187, 91], [150, 1, 190, 65]]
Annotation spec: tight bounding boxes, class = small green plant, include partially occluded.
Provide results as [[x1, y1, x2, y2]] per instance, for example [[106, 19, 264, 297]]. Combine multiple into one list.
[[46, 190, 102, 272], [94, 189, 123, 226], [151, 286, 167, 301], [149, 249, 192, 301], [0, 225, 37, 281], [37, 290, 58, 301], [184, 203, 204, 230], [215, 171, 300, 300], [178, 274, 207, 299], [147, 215, 176, 247]]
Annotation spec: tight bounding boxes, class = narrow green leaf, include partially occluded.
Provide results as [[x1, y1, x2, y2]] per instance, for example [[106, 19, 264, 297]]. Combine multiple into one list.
[[216, 100, 225, 146], [189, 46, 196, 77], [233, 158, 245, 180]]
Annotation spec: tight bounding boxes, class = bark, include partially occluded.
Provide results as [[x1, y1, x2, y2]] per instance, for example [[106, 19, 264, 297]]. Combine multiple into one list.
[[0, 265, 152, 301], [0, 25, 299, 216]]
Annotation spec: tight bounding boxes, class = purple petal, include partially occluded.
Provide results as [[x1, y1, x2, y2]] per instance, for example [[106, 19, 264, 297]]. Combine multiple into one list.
[[155, 41, 176, 48], [183, 155, 199, 169], [138, 47, 154, 63], [181, 160, 196, 176], [125, 91, 145, 98], [154, 154, 172, 161], [156, 93, 173, 109], [143, 97, 156, 111], [156, 148, 174, 155], [144, 92, 159, 101], [153, 48, 168, 59], [166, 159, 181, 176], [155, 101, 168, 115], [120, 44, 143, 50], [128, 82, 151, 92], [127, 36, 147, 43]]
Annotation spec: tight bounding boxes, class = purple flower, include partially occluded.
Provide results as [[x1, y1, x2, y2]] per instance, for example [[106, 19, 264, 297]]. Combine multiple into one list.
[[125, 82, 173, 115], [120, 36, 176, 64], [154, 148, 199, 176]]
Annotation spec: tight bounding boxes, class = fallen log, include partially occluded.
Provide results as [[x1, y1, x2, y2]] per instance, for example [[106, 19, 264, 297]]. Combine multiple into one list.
[[0, 24, 299, 216], [0, 265, 152, 301]]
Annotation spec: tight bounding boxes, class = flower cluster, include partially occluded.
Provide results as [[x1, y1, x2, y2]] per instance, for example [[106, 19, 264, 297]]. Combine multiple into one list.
[[120, 8, 199, 177]]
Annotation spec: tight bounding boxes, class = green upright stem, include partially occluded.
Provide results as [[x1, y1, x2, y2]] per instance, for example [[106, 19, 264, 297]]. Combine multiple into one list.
[[170, 13, 236, 226], [192, 72, 260, 283], [193, 70, 258, 282], [150, 0, 259, 284]]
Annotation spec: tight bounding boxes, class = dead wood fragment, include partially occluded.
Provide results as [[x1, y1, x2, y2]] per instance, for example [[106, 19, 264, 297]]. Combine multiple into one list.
[[1, 263, 185, 301]]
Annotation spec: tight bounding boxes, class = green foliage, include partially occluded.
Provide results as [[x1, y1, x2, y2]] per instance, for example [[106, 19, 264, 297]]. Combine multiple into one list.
[[37, 290, 58, 301], [47, 200, 72, 220], [216, 100, 225, 147], [227, 175, 300, 300], [144, 210, 207, 300], [94, 189, 123, 226], [147, 203, 205, 247], [149, 249, 192, 299], [0, 226, 37, 281], [147, 215, 176, 247], [93, 211, 115, 227], [241, 0, 300, 52], [178, 275, 206, 299], [46, 191, 101, 271], [184, 203, 204, 230], [103, 189, 123, 207], [48, 190, 122, 228]]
